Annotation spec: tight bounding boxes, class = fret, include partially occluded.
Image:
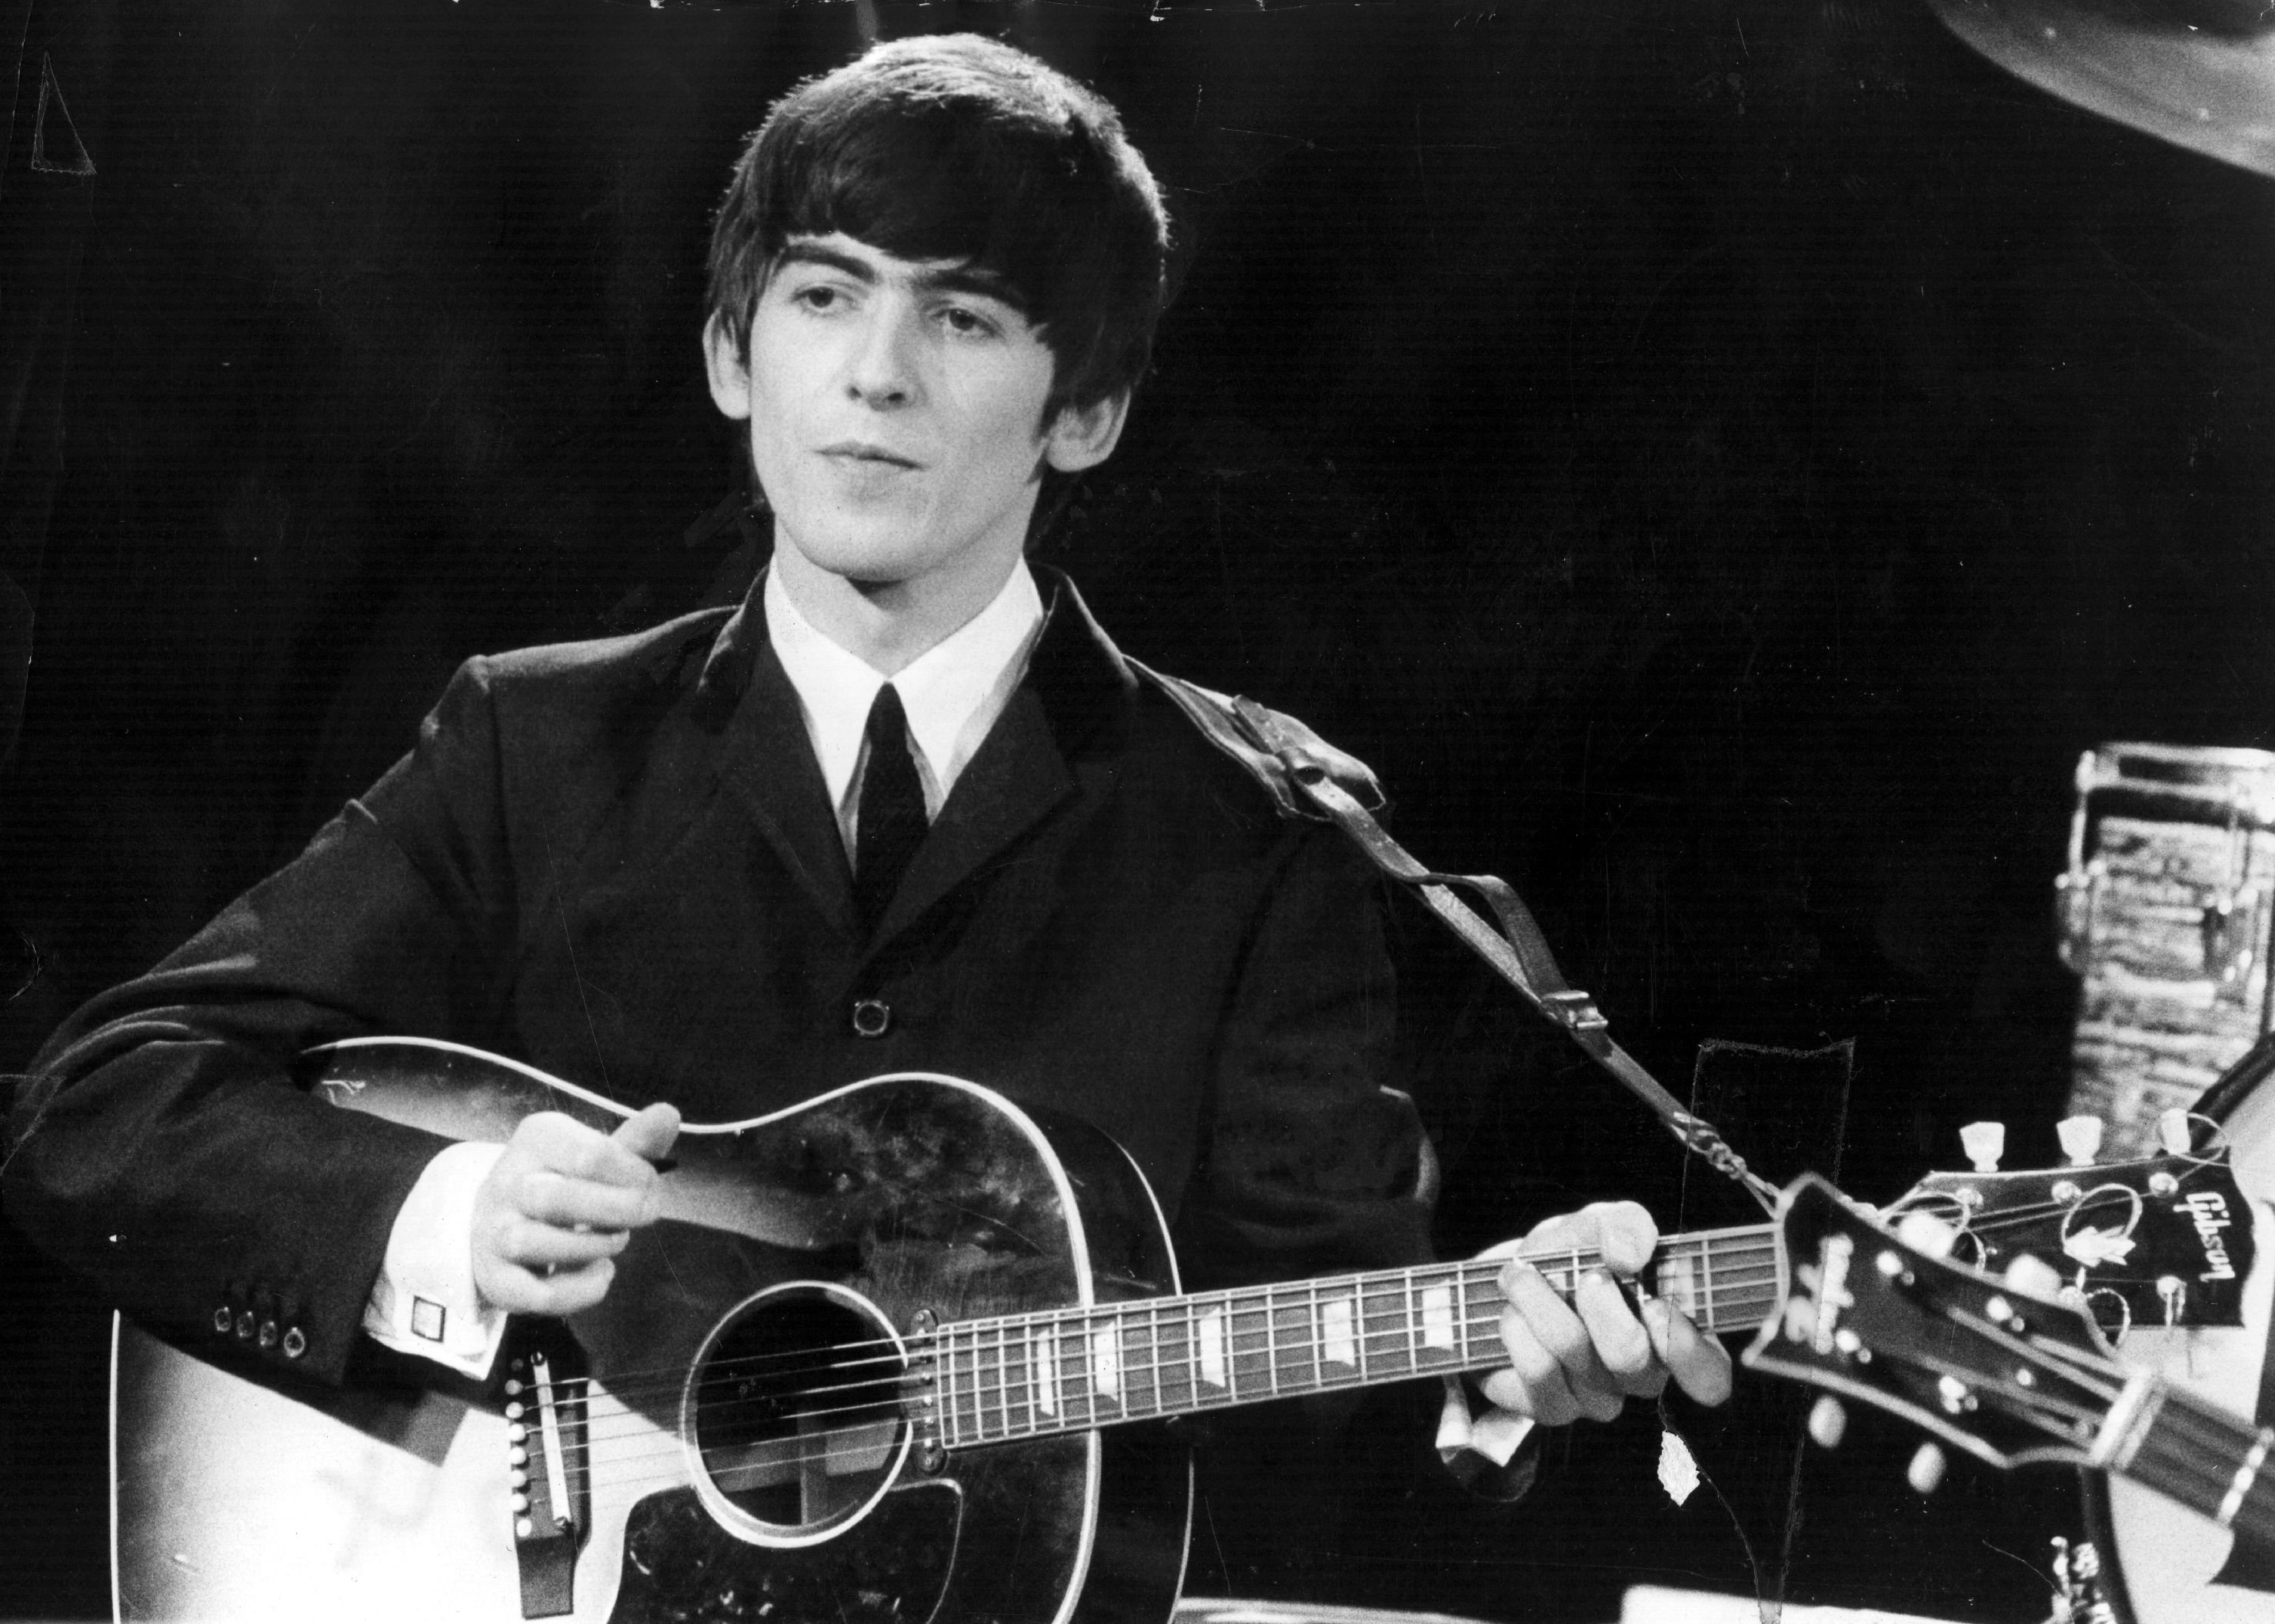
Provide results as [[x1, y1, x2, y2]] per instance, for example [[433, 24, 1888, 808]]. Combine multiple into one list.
[[1322, 1291, 1357, 1372], [1230, 1296, 1268, 1399], [1272, 1295, 1309, 1394], [1067, 1316, 1096, 1431], [1363, 1277, 1401, 1376], [1122, 1305, 1154, 1419], [1034, 1320, 1059, 1420], [1158, 1300, 1194, 1413], [1090, 1316, 1122, 1412], [945, 1332, 963, 1443], [1404, 1275, 1419, 1375], [995, 1322, 1013, 1440], [1419, 1277, 1455, 1365], [1659, 1245, 1696, 1322], [1264, 1288, 1282, 1397], [1143, 1299, 1164, 1419], [1196, 1303, 1227, 1394], [936, 1329, 956, 1448], [1308, 1281, 1325, 1391]]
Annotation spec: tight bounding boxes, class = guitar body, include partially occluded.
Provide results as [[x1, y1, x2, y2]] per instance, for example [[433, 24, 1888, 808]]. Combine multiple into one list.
[[112, 1039, 1192, 1624], [2095, 1073, 2275, 1624]]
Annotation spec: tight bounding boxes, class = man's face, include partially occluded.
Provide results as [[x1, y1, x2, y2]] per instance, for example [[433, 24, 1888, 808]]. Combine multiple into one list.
[[706, 234, 1125, 605]]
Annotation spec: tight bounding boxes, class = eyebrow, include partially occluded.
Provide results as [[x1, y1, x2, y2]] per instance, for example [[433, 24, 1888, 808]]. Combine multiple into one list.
[[774, 243, 1031, 315]]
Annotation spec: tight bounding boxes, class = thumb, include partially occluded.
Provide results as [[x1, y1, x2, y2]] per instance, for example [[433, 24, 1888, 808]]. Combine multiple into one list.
[[611, 1101, 682, 1165]]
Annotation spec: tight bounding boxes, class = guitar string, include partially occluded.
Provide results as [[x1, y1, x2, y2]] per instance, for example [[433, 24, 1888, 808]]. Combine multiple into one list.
[[519, 1241, 1788, 1407], [509, 1179, 2163, 1407], [532, 1287, 1794, 1471], [519, 1199, 2151, 1466], [519, 1264, 1786, 1440], [545, 1287, 1795, 1469], [503, 1175, 2162, 1459], [547, 1284, 1780, 1459]]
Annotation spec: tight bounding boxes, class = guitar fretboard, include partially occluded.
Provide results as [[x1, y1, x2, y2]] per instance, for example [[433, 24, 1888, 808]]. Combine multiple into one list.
[[929, 1222, 1778, 1449]]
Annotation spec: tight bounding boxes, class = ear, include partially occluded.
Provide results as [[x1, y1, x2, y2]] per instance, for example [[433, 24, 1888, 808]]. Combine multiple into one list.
[[702, 314, 754, 422], [1042, 391, 1130, 474]]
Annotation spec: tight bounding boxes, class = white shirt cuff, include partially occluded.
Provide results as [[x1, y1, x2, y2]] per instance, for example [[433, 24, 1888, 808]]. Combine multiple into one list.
[[1436, 1375, 1537, 1467], [364, 1139, 509, 1379]]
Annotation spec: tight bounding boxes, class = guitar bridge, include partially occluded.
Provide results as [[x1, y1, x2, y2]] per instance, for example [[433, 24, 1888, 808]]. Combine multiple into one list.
[[506, 1342, 586, 1619]]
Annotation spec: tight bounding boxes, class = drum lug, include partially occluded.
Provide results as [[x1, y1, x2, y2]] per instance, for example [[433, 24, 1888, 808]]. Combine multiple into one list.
[[2203, 887, 2263, 1000], [2054, 862, 2103, 975]]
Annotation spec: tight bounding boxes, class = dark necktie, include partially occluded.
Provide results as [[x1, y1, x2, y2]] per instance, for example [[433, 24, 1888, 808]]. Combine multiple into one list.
[[852, 683, 928, 937]]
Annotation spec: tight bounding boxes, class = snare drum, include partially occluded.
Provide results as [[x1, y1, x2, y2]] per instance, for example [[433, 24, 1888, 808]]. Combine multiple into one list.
[[2083, 1038, 2275, 1622], [2059, 743, 2275, 1159]]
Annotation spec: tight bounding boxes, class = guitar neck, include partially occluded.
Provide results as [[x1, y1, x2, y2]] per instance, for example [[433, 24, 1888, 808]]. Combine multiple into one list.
[[2107, 1380, 2275, 1554], [930, 1221, 1776, 1449]]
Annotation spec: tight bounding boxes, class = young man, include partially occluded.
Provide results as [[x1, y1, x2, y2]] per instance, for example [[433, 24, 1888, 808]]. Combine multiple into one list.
[[4, 29, 1723, 1548]]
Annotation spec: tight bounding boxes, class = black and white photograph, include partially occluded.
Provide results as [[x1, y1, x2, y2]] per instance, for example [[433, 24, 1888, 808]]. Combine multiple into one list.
[[3, 2, 2273, 1620]]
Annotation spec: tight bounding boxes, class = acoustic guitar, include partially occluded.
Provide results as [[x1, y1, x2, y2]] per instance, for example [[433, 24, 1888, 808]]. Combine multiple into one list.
[[110, 1038, 2247, 1623]]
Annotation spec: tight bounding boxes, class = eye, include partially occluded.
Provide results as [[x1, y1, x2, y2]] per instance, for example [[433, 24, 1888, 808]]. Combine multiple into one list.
[[792, 283, 844, 313], [936, 304, 1000, 340]]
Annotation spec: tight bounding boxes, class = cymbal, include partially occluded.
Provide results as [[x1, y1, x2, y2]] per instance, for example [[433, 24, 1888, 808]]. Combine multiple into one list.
[[1926, 0, 2275, 178]]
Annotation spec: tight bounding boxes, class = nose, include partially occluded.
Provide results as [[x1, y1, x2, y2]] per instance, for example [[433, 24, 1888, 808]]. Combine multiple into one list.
[[846, 304, 919, 409]]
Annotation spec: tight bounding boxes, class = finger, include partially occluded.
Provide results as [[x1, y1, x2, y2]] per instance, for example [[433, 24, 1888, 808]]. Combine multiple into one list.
[[612, 1102, 681, 1168], [518, 1111, 662, 1192], [474, 1256, 615, 1319], [1642, 1297, 1735, 1406], [1500, 1260, 1621, 1422], [511, 1167, 655, 1233], [1587, 1201, 1658, 1276], [1573, 1269, 1664, 1398], [489, 1218, 630, 1270], [1481, 1309, 1583, 1426]]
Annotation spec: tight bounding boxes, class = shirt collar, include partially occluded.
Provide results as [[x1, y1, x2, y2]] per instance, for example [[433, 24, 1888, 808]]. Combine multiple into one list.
[[762, 559, 1046, 815]]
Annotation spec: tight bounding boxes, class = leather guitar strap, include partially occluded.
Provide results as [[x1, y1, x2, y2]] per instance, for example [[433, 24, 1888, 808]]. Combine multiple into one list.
[[1132, 660, 1778, 1213]]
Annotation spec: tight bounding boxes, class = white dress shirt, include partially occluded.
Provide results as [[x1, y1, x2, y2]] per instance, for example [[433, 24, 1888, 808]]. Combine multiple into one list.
[[363, 560, 1047, 1377]]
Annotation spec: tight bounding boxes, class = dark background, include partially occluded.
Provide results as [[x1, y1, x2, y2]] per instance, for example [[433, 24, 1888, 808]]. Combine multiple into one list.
[[5, 0, 2273, 1618]]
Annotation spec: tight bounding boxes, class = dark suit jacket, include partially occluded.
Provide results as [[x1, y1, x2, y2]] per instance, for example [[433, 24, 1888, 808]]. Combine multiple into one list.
[[4, 569, 1433, 1389]]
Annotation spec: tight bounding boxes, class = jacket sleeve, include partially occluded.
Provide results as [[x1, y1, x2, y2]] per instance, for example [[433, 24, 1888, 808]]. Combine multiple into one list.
[[1170, 820, 1436, 1291], [2, 656, 519, 1387]]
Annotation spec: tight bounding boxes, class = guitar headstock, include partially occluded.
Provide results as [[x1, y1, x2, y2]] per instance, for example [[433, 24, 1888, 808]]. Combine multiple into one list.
[[1887, 1114, 2251, 1340], [1743, 1175, 2129, 1473]]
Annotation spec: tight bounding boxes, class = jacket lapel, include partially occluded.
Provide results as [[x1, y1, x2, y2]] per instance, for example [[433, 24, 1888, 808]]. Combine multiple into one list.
[[869, 571, 1134, 947], [701, 593, 861, 940]]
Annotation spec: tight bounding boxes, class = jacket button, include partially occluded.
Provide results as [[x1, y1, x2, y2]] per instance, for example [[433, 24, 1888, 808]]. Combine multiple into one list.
[[850, 999, 891, 1039], [235, 1311, 255, 1341], [281, 1326, 308, 1360], [213, 1307, 233, 1335], [257, 1319, 279, 1350]]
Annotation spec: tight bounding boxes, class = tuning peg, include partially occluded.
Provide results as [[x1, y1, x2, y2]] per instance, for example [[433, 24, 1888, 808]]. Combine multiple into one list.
[[2057, 1115, 2104, 1167], [2002, 1252, 2066, 1302], [2158, 1109, 2193, 1156], [1906, 1442, 1947, 1495], [1959, 1121, 2006, 1174], [1806, 1396, 1848, 1449], [1896, 1210, 1960, 1259]]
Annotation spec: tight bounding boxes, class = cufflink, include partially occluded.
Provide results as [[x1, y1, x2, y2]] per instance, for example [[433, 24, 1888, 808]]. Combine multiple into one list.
[[411, 1296, 447, 1342]]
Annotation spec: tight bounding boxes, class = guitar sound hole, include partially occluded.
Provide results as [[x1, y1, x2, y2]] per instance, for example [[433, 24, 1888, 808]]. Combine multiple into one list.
[[689, 1284, 912, 1543]]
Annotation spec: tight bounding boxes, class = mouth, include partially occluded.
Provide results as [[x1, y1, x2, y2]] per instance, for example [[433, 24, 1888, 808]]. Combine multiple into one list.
[[818, 442, 923, 471]]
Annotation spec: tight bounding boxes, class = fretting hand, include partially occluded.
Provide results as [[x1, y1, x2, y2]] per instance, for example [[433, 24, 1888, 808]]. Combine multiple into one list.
[[1476, 1200, 1733, 1427]]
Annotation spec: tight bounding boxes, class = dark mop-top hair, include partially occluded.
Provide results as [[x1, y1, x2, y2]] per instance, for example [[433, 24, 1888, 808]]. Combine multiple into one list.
[[706, 35, 1171, 425]]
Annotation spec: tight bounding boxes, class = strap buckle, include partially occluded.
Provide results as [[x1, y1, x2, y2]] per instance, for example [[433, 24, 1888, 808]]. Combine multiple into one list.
[[1540, 990, 1609, 1032]]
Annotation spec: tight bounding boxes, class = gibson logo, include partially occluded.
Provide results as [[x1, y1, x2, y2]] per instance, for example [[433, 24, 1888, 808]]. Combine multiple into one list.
[[2180, 1190, 2238, 1282]]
